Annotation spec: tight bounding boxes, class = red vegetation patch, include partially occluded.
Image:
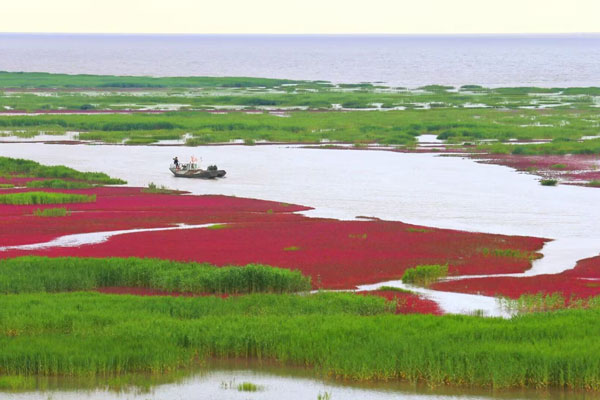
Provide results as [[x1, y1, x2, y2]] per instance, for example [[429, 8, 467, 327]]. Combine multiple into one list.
[[360, 290, 443, 315], [473, 154, 600, 185], [564, 255, 600, 278], [0, 186, 548, 294], [0, 187, 309, 247], [433, 255, 600, 300]]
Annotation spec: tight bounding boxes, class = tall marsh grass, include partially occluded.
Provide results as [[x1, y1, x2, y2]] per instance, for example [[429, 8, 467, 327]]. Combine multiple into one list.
[[26, 179, 93, 189], [2, 292, 600, 389], [0, 191, 96, 205], [0, 257, 311, 294], [401, 265, 448, 286], [500, 293, 600, 314]]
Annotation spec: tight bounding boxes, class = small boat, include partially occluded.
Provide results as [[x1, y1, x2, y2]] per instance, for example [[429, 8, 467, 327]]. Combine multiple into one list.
[[170, 162, 226, 179]]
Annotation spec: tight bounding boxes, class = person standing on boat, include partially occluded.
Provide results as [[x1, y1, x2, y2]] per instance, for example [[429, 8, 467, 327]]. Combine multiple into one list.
[[173, 156, 179, 169]]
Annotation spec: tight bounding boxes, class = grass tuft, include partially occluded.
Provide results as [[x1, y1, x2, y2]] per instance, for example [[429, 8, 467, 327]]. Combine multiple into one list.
[[402, 265, 448, 286], [540, 179, 558, 186], [32, 207, 70, 217], [237, 382, 260, 392]]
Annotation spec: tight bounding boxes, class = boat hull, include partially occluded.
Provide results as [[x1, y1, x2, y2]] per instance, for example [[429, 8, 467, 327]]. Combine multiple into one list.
[[170, 167, 226, 179]]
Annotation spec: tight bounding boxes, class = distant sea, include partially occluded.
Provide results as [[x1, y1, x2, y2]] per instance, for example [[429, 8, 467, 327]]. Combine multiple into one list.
[[0, 34, 599, 88]]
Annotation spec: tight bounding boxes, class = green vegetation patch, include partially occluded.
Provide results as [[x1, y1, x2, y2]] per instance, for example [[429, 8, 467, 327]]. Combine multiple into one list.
[[402, 264, 448, 286], [406, 227, 431, 233], [500, 293, 600, 314], [0, 191, 96, 205], [32, 207, 70, 217], [0, 183, 15, 188], [2, 292, 600, 389], [540, 179, 558, 186], [26, 179, 93, 189], [0, 71, 302, 89], [237, 382, 261, 392], [0, 375, 35, 391], [141, 182, 176, 194], [0, 256, 311, 295], [0, 157, 125, 184], [479, 248, 539, 260]]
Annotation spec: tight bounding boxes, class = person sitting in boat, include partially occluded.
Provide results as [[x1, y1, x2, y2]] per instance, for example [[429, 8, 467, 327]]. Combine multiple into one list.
[[173, 156, 179, 169]]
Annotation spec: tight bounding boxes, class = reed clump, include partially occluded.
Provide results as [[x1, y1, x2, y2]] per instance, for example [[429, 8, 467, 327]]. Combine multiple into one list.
[[540, 179, 558, 186], [0, 256, 311, 294], [480, 248, 540, 260], [141, 182, 175, 194], [401, 264, 448, 286], [237, 382, 260, 392], [26, 179, 93, 189], [0, 191, 96, 205], [500, 292, 600, 314]]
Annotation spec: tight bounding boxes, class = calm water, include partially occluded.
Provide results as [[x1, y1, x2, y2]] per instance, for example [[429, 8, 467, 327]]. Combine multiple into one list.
[[1, 34, 599, 87], [2, 362, 598, 400]]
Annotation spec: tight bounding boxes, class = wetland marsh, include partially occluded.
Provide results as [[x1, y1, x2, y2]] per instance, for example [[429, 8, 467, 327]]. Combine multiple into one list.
[[1, 72, 600, 397]]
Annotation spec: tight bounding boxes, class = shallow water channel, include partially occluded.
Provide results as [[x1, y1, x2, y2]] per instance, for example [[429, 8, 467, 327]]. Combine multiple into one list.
[[2, 361, 600, 400], [1, 143, 600, 397]]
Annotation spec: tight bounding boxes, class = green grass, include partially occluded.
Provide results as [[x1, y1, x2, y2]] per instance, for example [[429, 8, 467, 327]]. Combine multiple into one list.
[[0, 183, 15, 188], [0, 191, 96, 205], [3, 291, 600, 389], [500, 293, 600, 314], [540, 179, 558, 186], [588, 180, 600, 187], [32, 207, 70, 217], [0, 257, 311, 295], [0, 375, 35, 391], [406, 227, 430, 233], [479, 248, 539, 260], [550, 163, 567, 170], [0, 71, 303, 89], [0, 157, 125, 184], [237, 382, 260, 392], [26, 179, 93, 189], [141, 182, 176, 194], [401, 265, 448, 286], [2, 95, 600, 153], [205, 224, 229, 230], [283, 246, 300, 251]]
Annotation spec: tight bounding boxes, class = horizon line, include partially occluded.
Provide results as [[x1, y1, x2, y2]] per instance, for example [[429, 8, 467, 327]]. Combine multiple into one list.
[[1, 32, 599, 36]]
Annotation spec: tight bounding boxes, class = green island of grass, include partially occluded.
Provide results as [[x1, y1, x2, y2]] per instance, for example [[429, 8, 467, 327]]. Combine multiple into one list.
[[0, 191, 96, 205]]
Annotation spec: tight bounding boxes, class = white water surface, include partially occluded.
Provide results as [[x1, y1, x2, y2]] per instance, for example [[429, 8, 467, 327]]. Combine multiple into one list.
[[0, 143, 599, 316], [0, 224, 219, 252]]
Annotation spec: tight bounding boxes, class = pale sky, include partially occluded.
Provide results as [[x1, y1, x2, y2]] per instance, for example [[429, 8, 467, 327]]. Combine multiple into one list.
[[1, 0, 599, 34]]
